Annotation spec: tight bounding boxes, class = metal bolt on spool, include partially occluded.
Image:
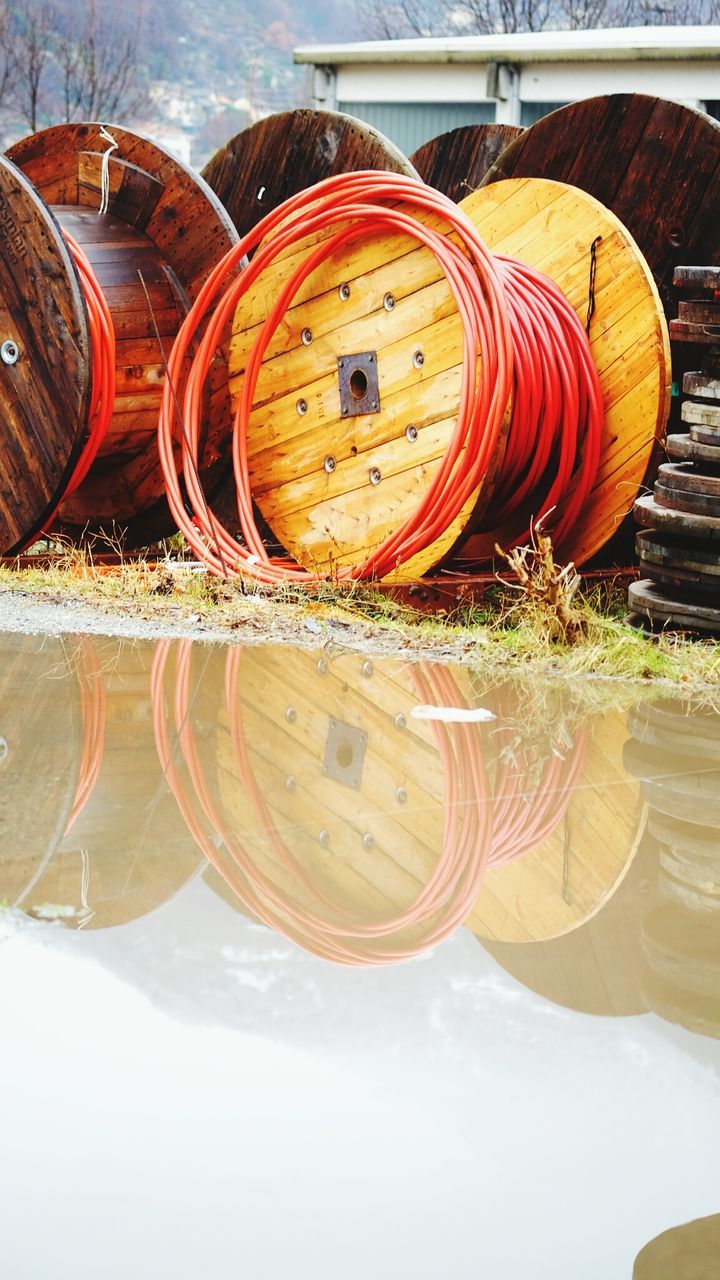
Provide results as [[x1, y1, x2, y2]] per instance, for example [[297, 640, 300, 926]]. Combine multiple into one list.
[[1, 340, 19, 366]]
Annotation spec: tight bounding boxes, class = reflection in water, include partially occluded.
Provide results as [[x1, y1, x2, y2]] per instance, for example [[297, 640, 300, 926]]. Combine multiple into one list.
[[634, 1213, 720, 1277], [1, 632, 719, 1033]]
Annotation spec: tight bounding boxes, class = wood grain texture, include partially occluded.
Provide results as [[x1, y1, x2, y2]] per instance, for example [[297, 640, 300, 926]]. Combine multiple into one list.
[[410, 123, 523, 203], [229, 198, 506, 577], [8, 123, 238, 547], [455, 177, 670, 567], [481, 94, 720, 323], [0, 155, 90, 553], [202, 108, 416, 239]]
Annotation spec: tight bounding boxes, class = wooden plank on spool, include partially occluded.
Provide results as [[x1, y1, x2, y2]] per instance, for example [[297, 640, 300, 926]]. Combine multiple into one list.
[[628, 578, 720, 634], [410, 123, 524, 204], [481, 95, 720, 322], [456, 177, 670, 567], [0, 156, 90, 553], [8, 123, 238, 548]]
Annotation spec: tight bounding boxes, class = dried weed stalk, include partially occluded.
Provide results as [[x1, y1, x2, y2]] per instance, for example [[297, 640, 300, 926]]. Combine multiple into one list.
[[495, 523, 587, 645]]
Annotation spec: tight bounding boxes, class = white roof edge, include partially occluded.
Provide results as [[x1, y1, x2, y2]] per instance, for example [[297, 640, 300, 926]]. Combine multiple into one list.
[[294, 25, 720, 65]]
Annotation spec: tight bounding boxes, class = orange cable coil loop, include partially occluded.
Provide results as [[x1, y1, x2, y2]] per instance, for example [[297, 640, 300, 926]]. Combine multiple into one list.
[[158, 171, 604, 580]]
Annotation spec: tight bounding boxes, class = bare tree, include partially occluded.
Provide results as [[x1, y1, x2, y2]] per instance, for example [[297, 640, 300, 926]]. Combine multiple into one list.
[[358, 0, 720, 35], [8, 2, 54, 131], [56, 0, 146, 123], [0, 3, 18, 106]]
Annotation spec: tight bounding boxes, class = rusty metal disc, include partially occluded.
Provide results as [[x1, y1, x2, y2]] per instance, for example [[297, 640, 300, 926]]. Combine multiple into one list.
[[674, 266, 720, 290]]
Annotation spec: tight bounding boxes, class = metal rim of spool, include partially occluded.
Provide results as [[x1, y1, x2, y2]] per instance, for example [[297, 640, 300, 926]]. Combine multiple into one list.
[[231, 171, 669, 579], [410, 123, 524, 203], [8, 122, 238, 548], [479, 93, 720, 322], [0, 155, 91, 554]]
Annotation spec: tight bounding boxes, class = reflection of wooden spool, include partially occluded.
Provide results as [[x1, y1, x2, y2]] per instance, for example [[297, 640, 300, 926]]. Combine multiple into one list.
[[0, 635, 80, 905], [410, 124, 523, 203], [230, 175, 668, 576], [467, 709, 645, 943], [634, 1215, 720, 1279], [479, 830, 656, 1016], [20, 639, 203, 929], [5, 123, 237, 547], [205, 646, 483, 956], [480, 94, 720, 322]]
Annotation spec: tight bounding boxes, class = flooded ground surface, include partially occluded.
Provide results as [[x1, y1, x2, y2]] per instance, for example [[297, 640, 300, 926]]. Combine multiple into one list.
[[1, 632, 719, 1278]]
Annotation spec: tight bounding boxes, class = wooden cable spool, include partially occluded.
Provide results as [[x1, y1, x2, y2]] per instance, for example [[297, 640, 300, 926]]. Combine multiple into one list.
[[4, 123, 238, 549], [201, 108, 417, 542], [410, 123, 524, 203], [0, 634, 81, 908], [15, 638, 204, 929], [229, 174, 668, 576], [202, 108, 417, 236], [479, 95, 720, 323]]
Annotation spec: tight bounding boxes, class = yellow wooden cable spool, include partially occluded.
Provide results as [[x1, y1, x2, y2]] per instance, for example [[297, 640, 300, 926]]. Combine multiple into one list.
[[229, 175, 669, 579]]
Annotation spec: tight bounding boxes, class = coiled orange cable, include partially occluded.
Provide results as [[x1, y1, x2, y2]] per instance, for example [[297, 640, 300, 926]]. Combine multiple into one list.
[[158, 170, 603, 579]]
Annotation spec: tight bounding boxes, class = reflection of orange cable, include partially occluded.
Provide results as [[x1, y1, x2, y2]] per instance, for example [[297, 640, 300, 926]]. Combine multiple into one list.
[[158, 171, 602, 580], [487, 691, 588, 868], [152, 640, 492, 964], [151, 642, 590, 966], [65, 639, 106, 834]]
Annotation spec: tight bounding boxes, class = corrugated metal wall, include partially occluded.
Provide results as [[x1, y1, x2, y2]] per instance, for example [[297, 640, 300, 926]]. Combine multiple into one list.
[[337, 101, 496, 156], [519, 101, 570, 126]]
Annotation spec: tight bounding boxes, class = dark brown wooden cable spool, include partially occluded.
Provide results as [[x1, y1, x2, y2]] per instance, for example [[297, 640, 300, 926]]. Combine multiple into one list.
[[0, 156, 90, 554], [410, 123, 524, 203], [479, 95, 720, 322], [202, 108, 417, 236], [7, 123, 238, 548], [0, 633, 81, 905]]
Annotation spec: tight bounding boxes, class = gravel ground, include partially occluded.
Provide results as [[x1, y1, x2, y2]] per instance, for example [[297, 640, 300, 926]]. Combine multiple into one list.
[[0, 587, 477, 664]]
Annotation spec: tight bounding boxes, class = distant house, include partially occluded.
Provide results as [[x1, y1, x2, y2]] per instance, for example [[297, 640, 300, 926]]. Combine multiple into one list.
[[294, 25, 720, 156]]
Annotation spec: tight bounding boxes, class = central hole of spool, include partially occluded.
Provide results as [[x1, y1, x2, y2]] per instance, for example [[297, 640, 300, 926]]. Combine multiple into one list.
[[336, 740, 354, 770], [349, 368, 368, 400]]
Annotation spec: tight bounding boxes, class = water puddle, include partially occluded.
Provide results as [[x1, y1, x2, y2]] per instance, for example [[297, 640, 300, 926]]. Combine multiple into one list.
[[1, 632, 719, 1277]]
